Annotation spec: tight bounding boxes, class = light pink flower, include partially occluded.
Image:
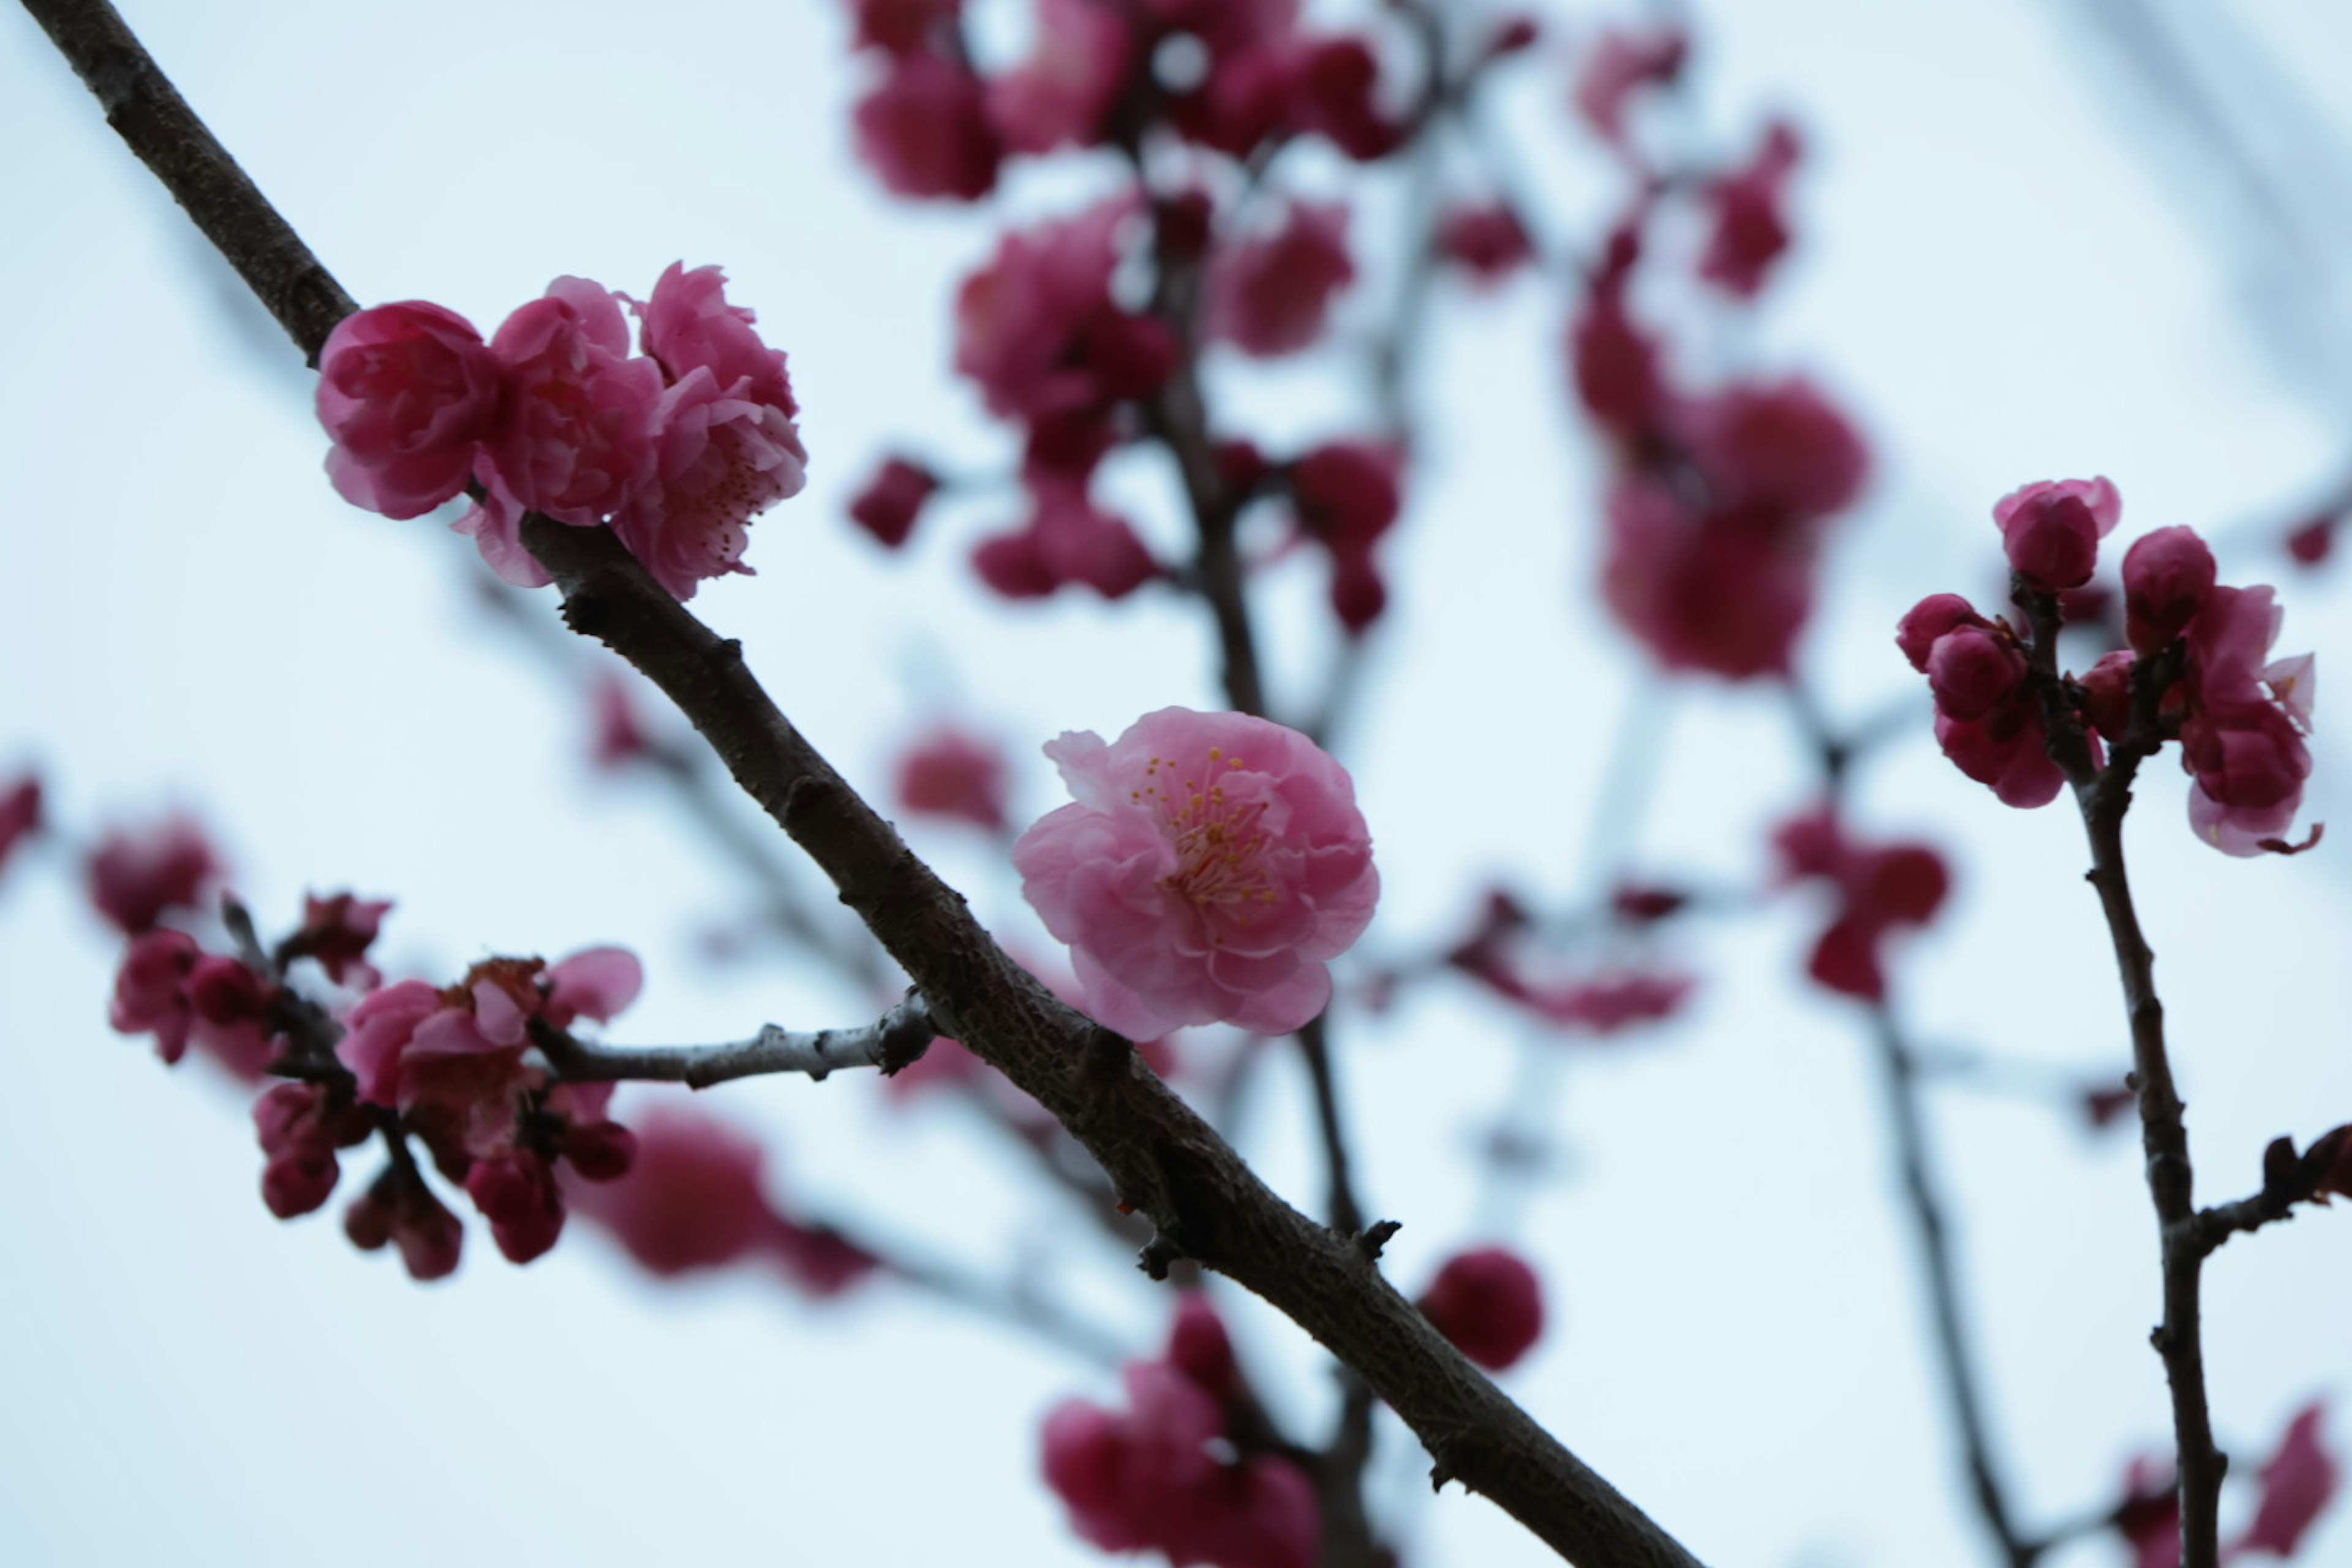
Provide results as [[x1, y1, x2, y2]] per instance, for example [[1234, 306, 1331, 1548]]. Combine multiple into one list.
[[1015, 707, 1378, 1038], [316, 302, 502, 519], [1209, 200, 1355, 358], [989, 0, 1134, 154]]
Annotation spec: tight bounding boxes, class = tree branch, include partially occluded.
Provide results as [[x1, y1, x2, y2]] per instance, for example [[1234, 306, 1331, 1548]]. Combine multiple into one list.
[[537, 991, 938, 1088], [24, 2, 1711, 1560]]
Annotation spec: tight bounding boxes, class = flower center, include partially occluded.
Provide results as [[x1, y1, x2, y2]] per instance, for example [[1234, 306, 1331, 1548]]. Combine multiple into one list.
[[1136, 748, 1279, 934]]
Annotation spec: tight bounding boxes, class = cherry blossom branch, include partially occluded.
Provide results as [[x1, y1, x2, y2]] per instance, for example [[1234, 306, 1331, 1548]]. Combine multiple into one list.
[[535, 992, 938, 1088], [26, 6, 1711, 1560], [2015, 586, 2226, 1567]]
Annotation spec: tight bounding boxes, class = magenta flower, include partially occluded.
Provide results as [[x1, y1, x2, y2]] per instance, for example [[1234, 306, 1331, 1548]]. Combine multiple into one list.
[[954, 197, 1144, 421], [609, 368, 808, 600], [86, 815, 222, 935], [1209, 200, 1355, 358], [2121, 525, 2217, 654], [1014, 707, 1378, 1039], [631, 262, 797, 418], [1993, 476, 2121, 592], [2236, 1400, 2340, 1558], [1419, 1246, 1545, 1371], [316, 301, 502, 519], [987, 0, 1134, 154], [852, 51, 1001, 201], [1573, 23, 1687, 151], [847, 456, 940, 548], [970, 473, 1158, 601], [2179, 584, 2317, 855], [1698, 119, 1801, 298], [846, 0, 960, 57], [479, 277, 663, 529]]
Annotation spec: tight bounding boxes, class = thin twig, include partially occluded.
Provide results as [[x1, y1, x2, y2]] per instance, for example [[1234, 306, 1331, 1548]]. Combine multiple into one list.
[[538, 992, 937, 1088]]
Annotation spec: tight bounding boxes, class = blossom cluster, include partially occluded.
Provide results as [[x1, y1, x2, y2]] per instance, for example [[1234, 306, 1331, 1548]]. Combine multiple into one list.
[[1899, 480, 2318, 854], [1042, 1295, 1319, 1568], [317, 264, 805, 600], [1564, 62, 1870, 679]]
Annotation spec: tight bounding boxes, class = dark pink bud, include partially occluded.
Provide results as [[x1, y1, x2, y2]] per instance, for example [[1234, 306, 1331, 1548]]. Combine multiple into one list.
[[0, 774, 42, 883], [2120, 526, 2217, 653], [465, 1152, 567, 1265], [109, 929, 201, 1065], [344, 1187, 394, 1252], [564, 1120, 638, 1183], [1568, 288, 1664, 439], [895, 726, 1010, 831], [1807, 913, 1887, 1001], [852, 53, 1000, 202], [1896, 593, 1986, 672], [1328, 552, 1387, 635], [848, 458, 939, 549], [187, 957, 270, 1027], [2080, 649, 2136, 742], [1925, 627, 2022, 722], [1289, 35, 1403, 161], [1419, 1247, 1544, 1371], [2288, 514, 2337, 567], [394, 1189, 465, 1281], [1079, 310, 1176, 401], [1863, 845, 1950, 927], [262, 1146, 341, 1219], [1292, 442, 1402, 553], [1611, 884, 1689, 923], [87, 816, 221, 935], [1698, 119, 1801, 299], [1993, 477, 2121, 592], [972, 528, 1057, 599], [1436, 203, 1535, 286], [1166, 1293, 1238, 1397]]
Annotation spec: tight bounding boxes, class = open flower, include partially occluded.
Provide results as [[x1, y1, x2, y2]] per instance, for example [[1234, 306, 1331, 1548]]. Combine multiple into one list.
[[1014, 708, 1378, 1038]]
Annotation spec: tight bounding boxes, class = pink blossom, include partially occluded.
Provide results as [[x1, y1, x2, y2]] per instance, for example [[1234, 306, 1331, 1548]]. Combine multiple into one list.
[[480, 277, 663, 528], [609, 367, 808, 600], [2179, 584, 2316, 856], [1896, 594, 1989, 671], [2288, 514, 2337, 567], [1285, 34, 1403, 160], [632, 263, 797, 418], [1678, 377, 1868, 522], [1437, 202, 1536, 286], [2111, 1455, 2179, 1568], [1041, 1360, 1318, 1568], [1925, 626, 2026, 722], [1993, 476, 2122, 592], [846, 0, 960, 56], [108, 934, 276, 1079], [284, 892, 391, 989], [1165, 1293, 1239, 1398], [989, 0, 1134, 154], [1574, 24, 1687, 150], [86, 815, 221, 935], [853, 52, 1001, 201], [896, 726, 1010, 830], [568, 1103, 777, 1276], [1775, 808, 1951, 1001], [464, 1150, 567, 1265], [0, 773, 40, 883], [345, 1164, 464, 1282], [315, 301, 502, 519], [848, 456, 940, 548], [2235, 1400, 2339, 1557], [1210, 201, 1355, 358], [1293, 440, 1403, 633], [954, 198, 1145, 420], [1419, 1246, 1545, 1371], [971, 473, 1158, 601], [1600, 477, 1815, 679], [1699, 119, 1801, 298], [253, 1082, 371, 1221], [1015, 707, 1378, 1038], [2122, 526, 2217, 653]]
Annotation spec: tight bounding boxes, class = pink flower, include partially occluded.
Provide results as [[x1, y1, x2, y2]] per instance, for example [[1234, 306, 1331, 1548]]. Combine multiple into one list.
[[108, 932, 276, 1077], [86, 816, 222, 935], [1699, 119, 1801, 298], [1993, 476, 2122, 592], [567, 1103, 776, 1276], [1437, 202, 1535, 286], [971, 473, 1158, 601], [1210, 200, 1355, 358], [1678, 377, 1868, 522], [1601, 477, 1816, 679], [2179, 584, 2317, 856], [2235, 1400, 2339, 1557], [283, 892, 391, 989], [989, 0, 1134, 153], [895, 726, 1009, 830], [1419, 1246, 1545, 1371], [853, 52, 1001, 201], [1897, 593, 2069, 809], [633, 263, 797, 418], [1293, 440, 1403, 633], [345, 1164, 464, 1282], [846, 0, 960, 57], [316, 302, 503, 519], [848, 456, 939, 548], [1573, 24, 1687, 150], [480, 277, 663, 527], [1284, 34, 1403, 160], [1014, 707, 1378, 1038], [609, 368, 808, 600], [253, 1082, 371, 1220], [2122, 526, 2217, 654], [955, 197, 1164, 423], [1041, 1360, 1318, 1568], [1445, 890, 1695, 1037], [0, 773, 41, 884], [2111, 1455, 2179, 1568], [1774, 808, 1951, 1001]]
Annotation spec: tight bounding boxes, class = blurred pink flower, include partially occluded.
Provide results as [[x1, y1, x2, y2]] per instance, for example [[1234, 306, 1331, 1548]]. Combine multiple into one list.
[[1419, 1246, 1545, 1371], [1210, 200, 1355, 358]]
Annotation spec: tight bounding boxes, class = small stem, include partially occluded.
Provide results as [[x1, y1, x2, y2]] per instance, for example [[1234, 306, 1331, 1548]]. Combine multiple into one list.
[[539, 992, 937, 1089], [1297, 1014, 1365, 1237]]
